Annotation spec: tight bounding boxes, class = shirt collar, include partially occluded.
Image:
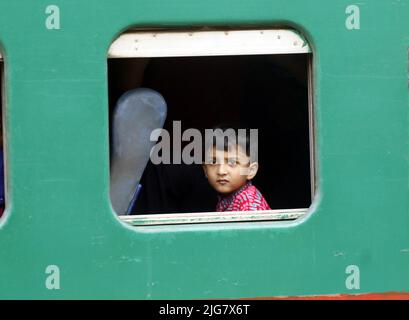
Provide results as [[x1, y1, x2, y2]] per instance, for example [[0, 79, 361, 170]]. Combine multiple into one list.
[[218, 180, 253, 202]]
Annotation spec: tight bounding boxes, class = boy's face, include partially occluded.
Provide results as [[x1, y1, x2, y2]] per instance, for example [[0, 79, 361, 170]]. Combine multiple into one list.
[[203, 146, 258, 194]]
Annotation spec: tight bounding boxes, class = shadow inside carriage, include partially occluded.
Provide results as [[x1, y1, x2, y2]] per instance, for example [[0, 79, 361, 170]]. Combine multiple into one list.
[[109, 56, 311, 216]]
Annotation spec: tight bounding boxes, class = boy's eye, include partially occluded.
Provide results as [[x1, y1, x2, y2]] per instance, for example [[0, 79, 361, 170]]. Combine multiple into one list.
[[227, 158, 237, 166]]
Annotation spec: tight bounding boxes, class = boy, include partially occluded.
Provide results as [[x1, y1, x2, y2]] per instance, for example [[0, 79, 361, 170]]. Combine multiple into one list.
[[203, 126, 270, 212]]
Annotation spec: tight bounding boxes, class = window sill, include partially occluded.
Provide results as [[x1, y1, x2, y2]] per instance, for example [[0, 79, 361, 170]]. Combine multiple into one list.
[[119, 208, 307, 226]]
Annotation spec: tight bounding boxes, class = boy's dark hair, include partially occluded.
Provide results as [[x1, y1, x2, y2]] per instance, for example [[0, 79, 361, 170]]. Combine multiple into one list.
[[204, 123, 258, 163]]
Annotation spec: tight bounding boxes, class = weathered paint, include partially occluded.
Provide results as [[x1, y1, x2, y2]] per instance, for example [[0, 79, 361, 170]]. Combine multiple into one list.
[[0, 0, 408, 299]]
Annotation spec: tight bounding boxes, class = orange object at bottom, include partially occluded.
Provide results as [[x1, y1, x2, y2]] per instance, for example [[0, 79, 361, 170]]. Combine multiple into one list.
[[251, 292, 409, 300]]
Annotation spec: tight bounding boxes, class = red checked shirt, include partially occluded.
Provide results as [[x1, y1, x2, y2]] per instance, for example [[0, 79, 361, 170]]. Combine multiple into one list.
[[216, 181, 271, 212]]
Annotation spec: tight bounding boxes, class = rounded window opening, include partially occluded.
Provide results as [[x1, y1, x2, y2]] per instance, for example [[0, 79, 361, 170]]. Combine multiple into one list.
[[107, 28, 315, 226], [0, 52, 5, 219]]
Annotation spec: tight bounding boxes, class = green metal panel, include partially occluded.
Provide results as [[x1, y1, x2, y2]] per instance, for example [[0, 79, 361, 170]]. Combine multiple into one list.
[[0, 0, 408, 299]]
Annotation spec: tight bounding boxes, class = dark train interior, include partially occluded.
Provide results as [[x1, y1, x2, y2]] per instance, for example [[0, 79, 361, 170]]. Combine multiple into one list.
[[108, 54, 312, 214]]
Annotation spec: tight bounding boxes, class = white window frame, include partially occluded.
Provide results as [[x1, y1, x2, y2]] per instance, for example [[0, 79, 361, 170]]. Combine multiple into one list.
[[108, 28, 315, 226], [108, 29, 310, 58]]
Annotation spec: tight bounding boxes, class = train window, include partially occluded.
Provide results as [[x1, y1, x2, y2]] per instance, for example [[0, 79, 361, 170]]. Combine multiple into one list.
[[108, 28, 315, 226], [0, 53, 5, 219]]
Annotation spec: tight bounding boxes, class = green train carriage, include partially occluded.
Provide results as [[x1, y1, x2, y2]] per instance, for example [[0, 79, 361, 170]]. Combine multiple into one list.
[[0, 0, 408, 299]]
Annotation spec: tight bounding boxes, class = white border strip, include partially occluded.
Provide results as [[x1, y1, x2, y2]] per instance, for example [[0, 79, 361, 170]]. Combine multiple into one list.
[[108, 29, 310, 58], [119, 208, 307, 226]]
